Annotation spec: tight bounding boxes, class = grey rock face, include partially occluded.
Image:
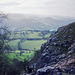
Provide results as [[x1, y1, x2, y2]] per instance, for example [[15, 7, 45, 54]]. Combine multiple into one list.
[[36, 66, 55, 75], [59, 54, 66, 59], [68, 50, 73, 55], [36, 22, 75, 74]]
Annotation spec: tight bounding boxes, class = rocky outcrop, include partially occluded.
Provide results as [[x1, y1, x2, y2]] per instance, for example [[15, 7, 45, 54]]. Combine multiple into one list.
[[36, 22, 75, 75]]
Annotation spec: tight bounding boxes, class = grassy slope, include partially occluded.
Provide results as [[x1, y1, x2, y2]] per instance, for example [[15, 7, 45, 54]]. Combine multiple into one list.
[[1, 51, 34, 62], [8, 30, 49, 50], [21, 40, 47, 50], [28, 32, 42, 38], [8, 39, 20, 50], [3, 30, 50, 62]]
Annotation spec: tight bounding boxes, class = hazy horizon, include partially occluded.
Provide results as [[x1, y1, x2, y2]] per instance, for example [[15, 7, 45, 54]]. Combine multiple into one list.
[[0, 13, 75, 31], [0, 0, 75, 17]]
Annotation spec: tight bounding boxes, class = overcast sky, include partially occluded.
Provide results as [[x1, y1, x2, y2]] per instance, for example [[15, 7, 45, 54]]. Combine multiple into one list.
[[0, 0, 75, 17]]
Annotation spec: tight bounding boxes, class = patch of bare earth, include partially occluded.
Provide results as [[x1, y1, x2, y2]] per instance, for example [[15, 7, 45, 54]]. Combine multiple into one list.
[[52, 58, 75, 69]]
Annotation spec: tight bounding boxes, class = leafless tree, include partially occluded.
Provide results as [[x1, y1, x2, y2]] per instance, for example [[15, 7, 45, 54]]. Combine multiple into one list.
[[0, 12, 10, 53]]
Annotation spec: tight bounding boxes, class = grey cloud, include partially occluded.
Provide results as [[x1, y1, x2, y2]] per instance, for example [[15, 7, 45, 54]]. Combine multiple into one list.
[[0, 0, 75, 17], [0, 2, 20, 7]]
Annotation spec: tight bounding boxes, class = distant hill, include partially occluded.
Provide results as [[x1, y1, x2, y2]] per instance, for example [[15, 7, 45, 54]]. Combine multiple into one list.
[[1, 14, 75, 30]]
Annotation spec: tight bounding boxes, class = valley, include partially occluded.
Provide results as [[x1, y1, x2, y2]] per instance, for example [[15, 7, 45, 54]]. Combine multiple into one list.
[[0, 13, 75, 75], [3, 29, 55, 62]]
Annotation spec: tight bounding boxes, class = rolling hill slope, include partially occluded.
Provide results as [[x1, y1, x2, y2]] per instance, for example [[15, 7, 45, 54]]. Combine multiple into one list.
[[1, 14, 75, 30]]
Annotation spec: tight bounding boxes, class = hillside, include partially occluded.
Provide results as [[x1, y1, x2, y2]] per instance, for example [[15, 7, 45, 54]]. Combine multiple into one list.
[[1, 14, 75, 30], [36, 22, 75, 75], [7, 30, 54, 50]]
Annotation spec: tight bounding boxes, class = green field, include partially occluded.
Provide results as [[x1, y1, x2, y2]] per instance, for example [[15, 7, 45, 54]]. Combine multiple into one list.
[[1, 50, 34, 62], [7, 39, 20, 50], [45, 33, 51, 38], [3, 30, 53, 62], [21, 40, 47, 50], [28, 32, 42, 38], [7, 39, 47, 50], [7, 30, 51, 51]]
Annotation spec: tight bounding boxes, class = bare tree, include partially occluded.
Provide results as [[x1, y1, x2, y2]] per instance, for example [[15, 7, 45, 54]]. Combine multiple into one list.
[[0, 12, 7, 24], [0, 12, 10, 53]]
